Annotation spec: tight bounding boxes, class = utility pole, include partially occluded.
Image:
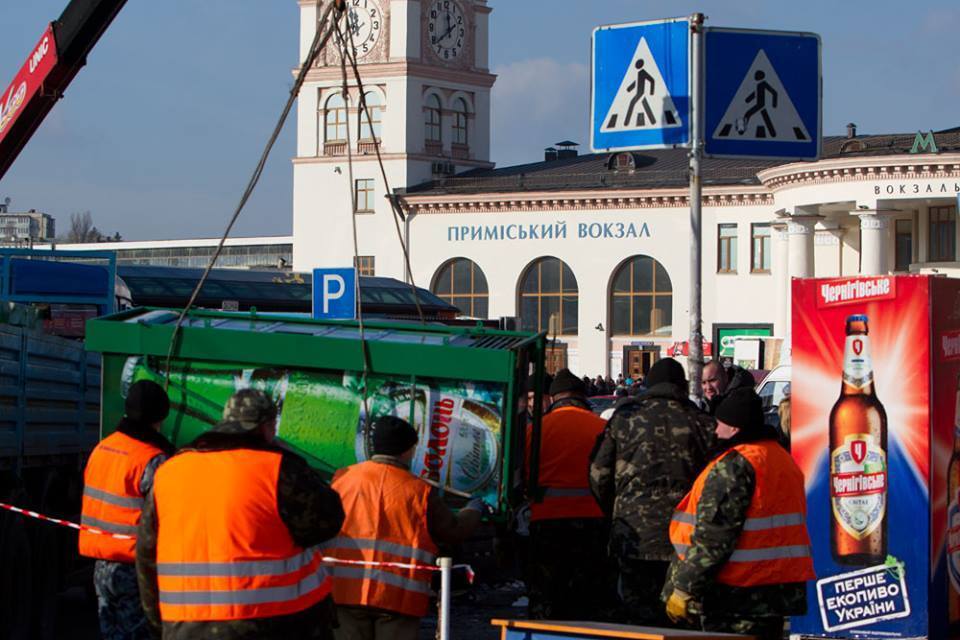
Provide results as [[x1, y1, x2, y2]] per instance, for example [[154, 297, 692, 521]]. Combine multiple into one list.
[[688, 13, 705, 399]]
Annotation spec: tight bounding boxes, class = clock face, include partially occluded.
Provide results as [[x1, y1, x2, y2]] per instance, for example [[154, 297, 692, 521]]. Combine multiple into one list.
[[345, 0, 384, 58], [427, 0, 467, 63]]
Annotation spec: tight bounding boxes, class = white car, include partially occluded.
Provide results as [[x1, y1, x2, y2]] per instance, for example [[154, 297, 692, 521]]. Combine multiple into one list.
[[757, 365, 791, 411]]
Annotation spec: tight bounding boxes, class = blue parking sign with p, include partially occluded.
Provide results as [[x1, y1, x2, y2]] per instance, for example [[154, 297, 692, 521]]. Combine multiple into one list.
[[312, 268, 356, 320]]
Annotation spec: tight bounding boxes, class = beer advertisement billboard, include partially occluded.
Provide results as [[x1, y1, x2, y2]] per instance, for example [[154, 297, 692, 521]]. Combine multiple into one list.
[[792, 275, 930, 637], [101, 355, 507, 506], [930, 277, 960, 639]]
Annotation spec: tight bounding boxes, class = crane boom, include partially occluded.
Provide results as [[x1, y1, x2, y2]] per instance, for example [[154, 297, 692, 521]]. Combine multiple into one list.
[[0, 0, 129, 181]]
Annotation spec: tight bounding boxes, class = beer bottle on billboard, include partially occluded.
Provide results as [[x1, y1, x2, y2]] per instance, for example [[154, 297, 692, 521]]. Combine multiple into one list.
[[948, 376, 960, 628], [829, 314, 888, 566]]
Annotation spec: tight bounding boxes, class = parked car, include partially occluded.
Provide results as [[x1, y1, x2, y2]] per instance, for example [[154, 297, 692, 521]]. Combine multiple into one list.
[[756, 365, 791, 446], [588, 395, 618, 416]]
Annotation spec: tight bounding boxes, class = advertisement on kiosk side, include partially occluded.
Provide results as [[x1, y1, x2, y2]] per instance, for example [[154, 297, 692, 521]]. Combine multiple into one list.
[[793, 275, 960, 638]]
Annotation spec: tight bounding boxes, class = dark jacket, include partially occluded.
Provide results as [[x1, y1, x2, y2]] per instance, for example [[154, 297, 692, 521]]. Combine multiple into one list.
[[589, 382, 715, 561], [662, 425, 807, 618], [136, 430, 345, 640]]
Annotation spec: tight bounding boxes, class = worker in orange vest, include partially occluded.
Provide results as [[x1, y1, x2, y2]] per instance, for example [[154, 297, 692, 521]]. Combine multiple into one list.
[[79, 379, 174, 640], [326, 415, 489, 640], [524, 368, 610, 620], [135, 389, 345, 640], [664, 388, 815, 640]]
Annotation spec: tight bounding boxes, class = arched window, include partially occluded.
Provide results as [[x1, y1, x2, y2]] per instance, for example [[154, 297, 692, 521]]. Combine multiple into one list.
[[452, 98, 468, 145], [518, 257, 578, 335], [610, 255, 672, 336], [359, 91, 383, 141], [425, 94, 442, 143], [431, 258, 489, 318], [324, 93, 349, 142]]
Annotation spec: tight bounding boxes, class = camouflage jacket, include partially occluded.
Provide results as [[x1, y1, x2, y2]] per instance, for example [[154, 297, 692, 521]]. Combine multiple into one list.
[[136, 430, 344, 640], [663, 432, 807, 618], [589, 383, 715, 561]]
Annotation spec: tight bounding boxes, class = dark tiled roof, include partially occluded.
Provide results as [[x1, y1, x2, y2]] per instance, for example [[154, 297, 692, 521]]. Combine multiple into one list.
[[403, 129, 960, 196]]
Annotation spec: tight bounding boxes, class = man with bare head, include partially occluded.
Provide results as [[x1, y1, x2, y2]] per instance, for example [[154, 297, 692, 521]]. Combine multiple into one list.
[[701, 361, 729, 412]]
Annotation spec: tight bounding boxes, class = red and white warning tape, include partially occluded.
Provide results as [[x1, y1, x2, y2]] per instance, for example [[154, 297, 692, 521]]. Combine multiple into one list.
[[0, 501, 474, 582], [0, 500, 134, 539]]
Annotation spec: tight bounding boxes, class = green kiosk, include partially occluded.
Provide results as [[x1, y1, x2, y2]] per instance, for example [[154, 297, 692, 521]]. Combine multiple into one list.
[[85, 308, 547, 513]]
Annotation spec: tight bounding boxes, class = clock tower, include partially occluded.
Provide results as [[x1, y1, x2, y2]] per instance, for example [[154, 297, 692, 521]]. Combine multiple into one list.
[[292, 0, 495, 275]]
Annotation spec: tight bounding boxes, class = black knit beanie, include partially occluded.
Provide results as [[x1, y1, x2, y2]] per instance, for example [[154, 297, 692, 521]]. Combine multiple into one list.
[[645, 357, 686, 388], [371, 415, 419, 456], [125, 380, 170, 425], [715, 388, 765, 433], [549, 368, 586, 396]]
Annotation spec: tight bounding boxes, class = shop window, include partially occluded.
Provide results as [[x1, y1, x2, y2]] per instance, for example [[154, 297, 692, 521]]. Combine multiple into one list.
[[354, 256, 375, 277], [431, 258, 488, 318], [324, 93, 349, 142], [894, 219, 913, 272], [359, 91, 383, 141], [518, 257, 578, 335], [354, 179, 375, 213], [751, 223, 771, 273], [717, 224, 738, 273], [425, 94, 442, 143], [929, 205, 956, 262], [610, 255, 672, 336]]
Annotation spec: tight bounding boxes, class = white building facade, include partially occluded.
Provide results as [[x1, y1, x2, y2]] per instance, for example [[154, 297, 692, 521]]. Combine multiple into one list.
[[291, 1, 960, 378]]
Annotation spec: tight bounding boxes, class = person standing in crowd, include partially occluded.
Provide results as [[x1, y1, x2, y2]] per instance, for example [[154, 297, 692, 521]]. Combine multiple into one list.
[[137, 389, 344, 640], [589, 358, 714, 625], [79, 380, 174, 640], [327, 416, 489, 640], [525, 369, 609, 619], [664, 388, 814, 640], [701, 361, 755, 414], [526, 373, 553, 425], [777, 383, 792, 449]]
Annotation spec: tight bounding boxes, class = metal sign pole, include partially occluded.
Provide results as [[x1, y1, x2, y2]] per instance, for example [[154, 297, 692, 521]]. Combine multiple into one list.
[[438, 557, 452, 640], [688, 13, 705, 399]]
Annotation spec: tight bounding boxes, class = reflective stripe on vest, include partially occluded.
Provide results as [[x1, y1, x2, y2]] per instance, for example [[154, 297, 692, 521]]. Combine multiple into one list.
[[330, 461, 439, 617], [154, 449, 331, 622], [668, 440, 816, 588], [527, 406, 605, 522], [79, 431, 163, 562]]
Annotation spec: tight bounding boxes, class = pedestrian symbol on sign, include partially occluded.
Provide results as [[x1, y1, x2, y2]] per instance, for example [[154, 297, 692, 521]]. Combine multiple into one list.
[[713, 50, 810, 142], [601, 37, 682, 132]]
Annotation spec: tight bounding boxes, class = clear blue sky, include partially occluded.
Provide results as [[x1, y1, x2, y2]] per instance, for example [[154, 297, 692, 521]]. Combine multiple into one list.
[[0, 0, 957, 240]]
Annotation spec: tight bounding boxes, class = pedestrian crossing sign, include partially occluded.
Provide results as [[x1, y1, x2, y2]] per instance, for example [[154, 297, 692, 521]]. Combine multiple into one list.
[[591, 18, 691, 152], [705, 28, 821, 159]]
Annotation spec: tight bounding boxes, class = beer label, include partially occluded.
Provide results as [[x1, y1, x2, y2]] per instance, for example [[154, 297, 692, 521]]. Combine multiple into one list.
[[831, 433, 886, 539], [842, 335, 874, 388], [948, 487, 960, 593]]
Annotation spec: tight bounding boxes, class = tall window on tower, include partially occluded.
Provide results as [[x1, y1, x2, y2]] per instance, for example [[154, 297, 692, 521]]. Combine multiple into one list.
[[425, 94, 442, 147], [751, 223, 771, 273], [359, 91, 383, 142], [354, 179, 375, 213], [453, 98, 468, 146], [324, 93, 349, 154]]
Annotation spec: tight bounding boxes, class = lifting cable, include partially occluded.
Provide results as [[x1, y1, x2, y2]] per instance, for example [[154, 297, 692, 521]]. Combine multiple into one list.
[[332, 15, 372, 431], [163, 0, 344, 384], [340, 20, 426, 325]]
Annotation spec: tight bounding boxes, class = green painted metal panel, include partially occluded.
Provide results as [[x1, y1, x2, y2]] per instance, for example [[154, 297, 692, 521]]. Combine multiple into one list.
[[87, 308, 546, 515]]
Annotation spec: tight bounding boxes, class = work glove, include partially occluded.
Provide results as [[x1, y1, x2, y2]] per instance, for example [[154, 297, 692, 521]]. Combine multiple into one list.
[[463, 498, 495, 517], [665, 588, 695, 624]]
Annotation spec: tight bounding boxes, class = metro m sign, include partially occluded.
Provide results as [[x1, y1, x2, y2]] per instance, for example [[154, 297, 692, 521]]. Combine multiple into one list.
[[0, 25, 58, 148]]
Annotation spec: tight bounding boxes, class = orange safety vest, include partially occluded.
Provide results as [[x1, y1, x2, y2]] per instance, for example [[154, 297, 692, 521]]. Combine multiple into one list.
[[152, 449, 331, 621], [326, 460, 439, 618], [526, 405, 605, 522], [79, 431, 165, 562], [669, 439, 816, 587]]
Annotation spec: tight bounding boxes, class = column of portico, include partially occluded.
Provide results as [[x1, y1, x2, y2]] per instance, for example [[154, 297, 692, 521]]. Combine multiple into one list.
[[857, 208, 892, 276], [787, 218, 817, 278], [772, 223, 790, 337]]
